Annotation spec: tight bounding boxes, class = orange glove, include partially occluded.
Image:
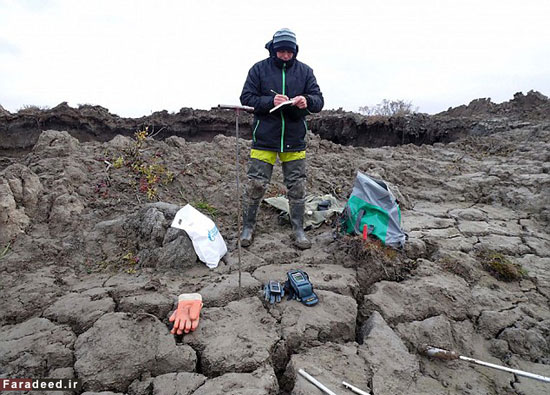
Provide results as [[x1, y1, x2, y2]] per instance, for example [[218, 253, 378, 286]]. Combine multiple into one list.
[[169, 293, 203, 335]]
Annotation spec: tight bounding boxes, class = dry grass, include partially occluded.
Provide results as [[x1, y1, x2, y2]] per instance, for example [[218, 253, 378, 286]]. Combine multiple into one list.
[[477, 250, 527, 281]]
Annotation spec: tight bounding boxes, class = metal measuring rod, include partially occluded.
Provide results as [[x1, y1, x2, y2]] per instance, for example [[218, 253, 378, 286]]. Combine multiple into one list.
[[214, 104, 254, 297]]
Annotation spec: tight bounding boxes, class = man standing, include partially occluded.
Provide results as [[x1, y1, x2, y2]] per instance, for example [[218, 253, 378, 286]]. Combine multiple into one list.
[[239, 28, 324, 249]]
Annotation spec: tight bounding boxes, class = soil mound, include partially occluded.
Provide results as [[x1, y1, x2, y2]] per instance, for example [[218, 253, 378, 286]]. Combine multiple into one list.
[[438, 90, 550, 120]]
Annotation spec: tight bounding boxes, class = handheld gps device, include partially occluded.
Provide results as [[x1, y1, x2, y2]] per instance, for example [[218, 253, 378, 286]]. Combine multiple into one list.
[[285, 269, 319, 306]]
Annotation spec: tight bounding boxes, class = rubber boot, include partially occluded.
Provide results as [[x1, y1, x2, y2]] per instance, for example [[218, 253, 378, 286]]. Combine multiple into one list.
[[240, 158, 273, 247], [289, 202, 311, 250], [282, 159, 310, 250], [240, 203, 259, 247]]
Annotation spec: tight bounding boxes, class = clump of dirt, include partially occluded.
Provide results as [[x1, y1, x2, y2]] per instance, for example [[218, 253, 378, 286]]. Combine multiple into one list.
[[438, 256, 475, 284], [335, 235, 417, 294]]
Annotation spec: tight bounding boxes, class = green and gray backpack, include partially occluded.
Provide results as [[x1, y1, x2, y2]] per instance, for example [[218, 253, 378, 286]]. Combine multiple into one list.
[[341, 171, 407, 248]]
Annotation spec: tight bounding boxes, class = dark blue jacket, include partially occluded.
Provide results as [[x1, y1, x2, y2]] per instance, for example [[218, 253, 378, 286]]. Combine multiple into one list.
[[240, 41, 324, 152]]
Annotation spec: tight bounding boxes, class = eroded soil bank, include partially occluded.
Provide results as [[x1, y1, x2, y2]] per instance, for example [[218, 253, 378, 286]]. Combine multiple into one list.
[[2, 90, 547, 153]]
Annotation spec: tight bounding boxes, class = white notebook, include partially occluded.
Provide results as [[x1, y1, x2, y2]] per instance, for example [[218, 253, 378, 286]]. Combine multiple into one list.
[[269, 100, 294, 113]]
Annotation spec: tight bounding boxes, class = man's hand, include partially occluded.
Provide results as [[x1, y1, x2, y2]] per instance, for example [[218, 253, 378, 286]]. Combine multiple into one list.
[[291, 95, 307, 109], [274, 94, 289, 106], [169, 293, 202, 335]]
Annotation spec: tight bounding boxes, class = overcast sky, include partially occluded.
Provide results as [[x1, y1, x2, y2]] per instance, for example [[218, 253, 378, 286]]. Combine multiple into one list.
[[1, 0, 549, 117]]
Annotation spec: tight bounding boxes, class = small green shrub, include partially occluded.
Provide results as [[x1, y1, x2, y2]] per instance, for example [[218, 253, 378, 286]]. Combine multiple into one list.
[[193, 201, 217, 217], [111, 127, 175, 200], [94, 251, 140, 274]]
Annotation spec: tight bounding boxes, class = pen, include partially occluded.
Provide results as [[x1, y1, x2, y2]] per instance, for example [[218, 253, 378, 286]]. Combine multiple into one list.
[[270, 89, 279, 95]]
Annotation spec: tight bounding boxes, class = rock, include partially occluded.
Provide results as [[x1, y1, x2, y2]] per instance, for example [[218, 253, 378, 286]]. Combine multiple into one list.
[[277, 290, 357, 349], [471, 283, 525, 311], [404, 236, 427, 259], [49, 193, 85, 224], [396, 315, 455, 350], [458, 220, 522, 237], [0, 178, 30, 244], [2, 163, 43, 210], [102, 274, 159, 296], [412, 201, 469, 218], [476, 235, 531, 255], [118, 292, 173, 318], [128, 372, 206, 395], [156, 227, 198, 269], [523, 236, 550, 257], [137, 205, 168, 243], [74, 312, 196, 393], [283, 342, 370, 394], [510, 357, 550, 395], [514, 255, 550, 298], [432, 250, 479, 283], [133, 203, 198, 269], [107, 134, 134, 150], [0, 269, 65, 325], [477, 308, 523, 338], [183, 297, 279, 376], [448, 207, 488, 221], [164, 136, 187, 149], [477, 204, 522, 222], [32, 130, 80, 157], [199, 272, 261, 307], [402, 211, 456, 232], [242, 231, 301, 268], [428, 234, 479, 253], [488, 339, 511, 360], [363, 274, 475, 324], [48, 367, 75, 379], [498, 327, 548, 361], [359, 312, 419, 395], [87, 204, 198, 270], [0, 318, 75, 377], [192, 365, 279, 395], [43, 292, 115, 334]]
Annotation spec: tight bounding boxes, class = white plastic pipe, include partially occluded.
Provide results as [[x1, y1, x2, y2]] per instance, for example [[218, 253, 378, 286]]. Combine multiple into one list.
[[459, 355, 550, 384], [298, 369, 337, 395], [343, 380, 371, 394], [422, 346, 550, 384]]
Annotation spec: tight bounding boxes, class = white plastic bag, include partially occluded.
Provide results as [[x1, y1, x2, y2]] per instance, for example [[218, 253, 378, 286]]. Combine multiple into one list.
[[171, 204, 227, 269]]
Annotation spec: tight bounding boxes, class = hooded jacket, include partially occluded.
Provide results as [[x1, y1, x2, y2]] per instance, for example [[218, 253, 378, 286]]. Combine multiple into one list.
[[240, 40, 324, 152]]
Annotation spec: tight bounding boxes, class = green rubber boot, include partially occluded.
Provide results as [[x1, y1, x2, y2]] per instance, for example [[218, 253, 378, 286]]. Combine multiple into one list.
[[289, 202, 311, 250]]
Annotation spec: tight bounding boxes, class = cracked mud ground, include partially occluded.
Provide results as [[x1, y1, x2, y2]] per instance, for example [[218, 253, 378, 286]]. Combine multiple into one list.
[[1, 96, 550, 394]]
